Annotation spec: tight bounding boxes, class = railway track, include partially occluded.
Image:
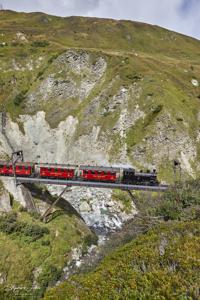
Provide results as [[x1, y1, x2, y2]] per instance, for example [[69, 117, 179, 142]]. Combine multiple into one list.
[[3, 176, 169, 192]]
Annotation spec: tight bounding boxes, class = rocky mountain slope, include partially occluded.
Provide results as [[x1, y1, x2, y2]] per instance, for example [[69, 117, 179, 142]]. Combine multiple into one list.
[[0, 10, 200, 298]]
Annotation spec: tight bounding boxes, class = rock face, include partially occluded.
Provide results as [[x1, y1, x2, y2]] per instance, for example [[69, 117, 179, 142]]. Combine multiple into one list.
[[1, 51, 198, 177], [0, 190, 11, 213]]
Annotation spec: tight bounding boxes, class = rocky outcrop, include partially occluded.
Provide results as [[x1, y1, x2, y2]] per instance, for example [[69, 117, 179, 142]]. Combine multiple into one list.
[[1, 178, 30, 208], [27, 50, 107, 108], [0, 190, 11, 213]]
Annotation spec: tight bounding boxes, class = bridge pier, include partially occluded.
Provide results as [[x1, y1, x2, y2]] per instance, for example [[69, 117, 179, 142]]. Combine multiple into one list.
[[20, 184, 39, 214], [40, 186, 71, 223]]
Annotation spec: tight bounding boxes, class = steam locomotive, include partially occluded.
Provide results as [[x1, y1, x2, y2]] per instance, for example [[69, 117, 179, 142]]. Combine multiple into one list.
[[0, 161, 159, 186]]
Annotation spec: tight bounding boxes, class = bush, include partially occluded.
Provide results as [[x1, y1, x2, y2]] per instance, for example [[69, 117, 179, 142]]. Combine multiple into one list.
[[0, 212, 17, 234], [36, 265, 62, 298], [156, 179, 200, 220], [126, 73, 141, 81], [83, 234, 98, 247], [156, 200, 181, 221], [22, 224, 49, 240], [152, 104, 163, 114], [13, 90, 27, 106], [37, 70, 44, 79], [0, 212, 49, 241], [48, 53, 59, 64], [31, 40, 49, 47], [165, 181, 200, 208], [41, 240, 51, 246]]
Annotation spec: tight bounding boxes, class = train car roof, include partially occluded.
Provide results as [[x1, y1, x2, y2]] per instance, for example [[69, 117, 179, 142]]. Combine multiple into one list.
[[37, 163, 78, 168], [79, 165, 120, 172], [0, 161, 34, 166], [0, 160, 11, 165], [16, 162, 35, 166]]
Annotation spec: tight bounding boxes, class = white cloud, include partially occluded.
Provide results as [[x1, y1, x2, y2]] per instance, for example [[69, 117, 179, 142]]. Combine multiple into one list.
[[1, 0, 200, 39]]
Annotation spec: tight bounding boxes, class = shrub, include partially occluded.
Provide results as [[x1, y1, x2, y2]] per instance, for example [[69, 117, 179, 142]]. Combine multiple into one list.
[[41, 240, 51, 246], [0, 212, 17, 234], [165, 181, 200, 208], [83, 234, 98, 247], [31, 40, 49, 47], [152, 104, 163, 114], [156, 179, 200, 220], [13, 90, 27, 106], [37, 70, 44, 79], [48, 53, 60, 64], [156, 200, 181, 221], [36, 265, 62, 298], [0, 212, 49, 241], [126, 73, 141, 81], [22, 224, 49, 240]]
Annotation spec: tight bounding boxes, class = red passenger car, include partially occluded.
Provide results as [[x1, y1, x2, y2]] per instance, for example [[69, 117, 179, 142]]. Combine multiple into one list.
[[0, 162, 33, 177], [39, 164, 75, 179], [80, 166, 119, 182]]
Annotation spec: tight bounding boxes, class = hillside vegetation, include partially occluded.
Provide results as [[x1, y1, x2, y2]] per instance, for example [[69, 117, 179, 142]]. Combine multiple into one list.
[[45, 180, 200, 299], [45, 221, 200, 300], [0, 198, 95, 299]]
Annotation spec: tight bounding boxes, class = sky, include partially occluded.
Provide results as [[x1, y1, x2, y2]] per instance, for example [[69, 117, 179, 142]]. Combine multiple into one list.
[[1, 0, 200, 39]]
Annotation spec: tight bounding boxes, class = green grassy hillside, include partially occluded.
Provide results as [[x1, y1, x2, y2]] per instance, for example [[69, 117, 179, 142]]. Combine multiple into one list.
[[0, 10, 200, 59], [44, 180, 200, 299], [0, 200, 95, 299], [45, 220, 200, 300]]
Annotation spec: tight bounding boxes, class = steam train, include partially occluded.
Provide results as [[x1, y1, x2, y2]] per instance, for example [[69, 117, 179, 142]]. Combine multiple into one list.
[[0, 161, 159, 186]]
